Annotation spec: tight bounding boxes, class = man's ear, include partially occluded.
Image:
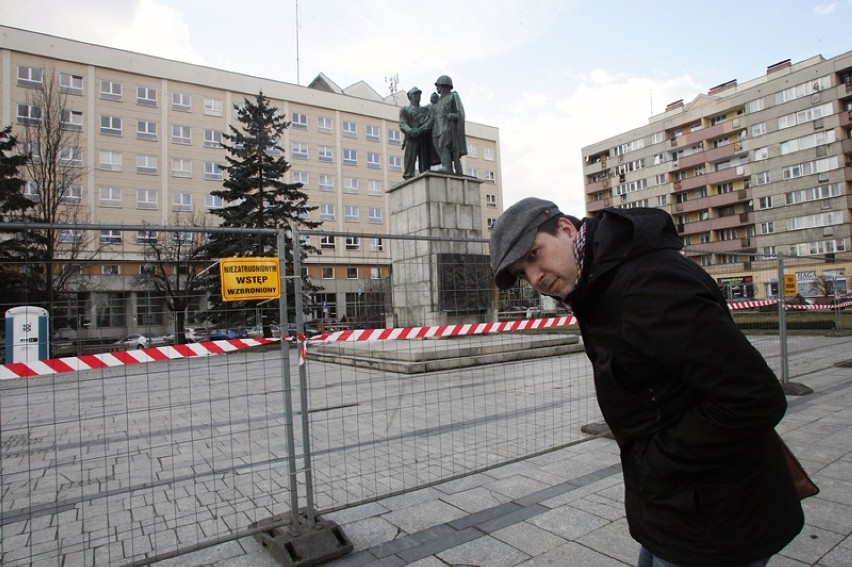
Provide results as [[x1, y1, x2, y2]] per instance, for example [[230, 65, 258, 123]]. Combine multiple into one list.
[[557, 217, 577, 237]]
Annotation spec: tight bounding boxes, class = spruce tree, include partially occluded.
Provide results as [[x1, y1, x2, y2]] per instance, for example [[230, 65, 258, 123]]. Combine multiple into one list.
[[204, 92, 320, 325], [0, 125, 39, 307]]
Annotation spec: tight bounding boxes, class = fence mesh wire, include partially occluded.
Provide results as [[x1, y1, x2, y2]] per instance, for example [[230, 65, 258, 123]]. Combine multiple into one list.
[[1, 226, 850, 564]]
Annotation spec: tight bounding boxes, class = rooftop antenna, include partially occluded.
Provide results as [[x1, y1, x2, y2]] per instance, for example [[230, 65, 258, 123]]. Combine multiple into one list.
[[385, 73, 399, 96]]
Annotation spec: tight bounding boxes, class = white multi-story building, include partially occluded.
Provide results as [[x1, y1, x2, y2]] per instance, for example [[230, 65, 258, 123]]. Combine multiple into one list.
[[0, 26, 503, 329]]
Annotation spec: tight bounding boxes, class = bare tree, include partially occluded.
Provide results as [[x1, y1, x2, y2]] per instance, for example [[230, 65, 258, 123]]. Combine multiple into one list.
[[16, 67, 95, 323], [137, 213, 213, 343]]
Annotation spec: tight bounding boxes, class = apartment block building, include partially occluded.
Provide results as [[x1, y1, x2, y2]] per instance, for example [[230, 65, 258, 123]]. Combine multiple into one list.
[[582, 51, 852, 301], [0, 26, 503, 329]]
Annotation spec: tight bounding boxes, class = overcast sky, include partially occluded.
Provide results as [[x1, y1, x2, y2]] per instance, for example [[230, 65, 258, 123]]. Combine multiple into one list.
[[5, 0, 851, 216]]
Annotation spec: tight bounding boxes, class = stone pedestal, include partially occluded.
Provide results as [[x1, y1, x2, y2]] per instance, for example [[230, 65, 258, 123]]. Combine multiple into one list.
[[387, 172, 488, 328]]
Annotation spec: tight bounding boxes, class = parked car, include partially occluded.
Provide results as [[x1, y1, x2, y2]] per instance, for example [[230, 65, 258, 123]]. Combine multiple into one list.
[[207, 328, 249, 341], [112, 334, 168, 350], [281, 324, 322, 341], [51, 336, 77, 358], [185, 327, 209, 342]]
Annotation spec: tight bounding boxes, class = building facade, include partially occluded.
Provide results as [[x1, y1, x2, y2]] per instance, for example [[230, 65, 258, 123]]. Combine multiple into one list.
[[582, 52, 852, 301], [0, 26, 503, 332]]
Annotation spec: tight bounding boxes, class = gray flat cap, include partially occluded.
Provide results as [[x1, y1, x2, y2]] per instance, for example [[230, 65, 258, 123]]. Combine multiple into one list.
[[490, 197, 563, 290]]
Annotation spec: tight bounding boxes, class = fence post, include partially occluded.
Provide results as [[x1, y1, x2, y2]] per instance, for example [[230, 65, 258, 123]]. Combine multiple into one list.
[[777, 255, 813, 396], [277, 227, 302, 529]]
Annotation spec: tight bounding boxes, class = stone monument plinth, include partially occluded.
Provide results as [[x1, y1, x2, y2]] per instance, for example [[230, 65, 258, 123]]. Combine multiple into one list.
[[387, 172, 488, 328]]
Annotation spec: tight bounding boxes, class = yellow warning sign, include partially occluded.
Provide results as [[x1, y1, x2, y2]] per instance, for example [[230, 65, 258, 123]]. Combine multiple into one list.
[[783, 274, 797, 297], [220, 257, 280, 301]]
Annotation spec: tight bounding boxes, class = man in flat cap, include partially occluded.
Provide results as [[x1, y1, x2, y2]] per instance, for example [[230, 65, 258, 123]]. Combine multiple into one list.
[[399, 86, 435, 179], [490, 199, 804, 567]]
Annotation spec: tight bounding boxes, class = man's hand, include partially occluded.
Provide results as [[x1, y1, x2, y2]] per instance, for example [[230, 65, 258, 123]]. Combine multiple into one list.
[[448, 113, 459, 121]]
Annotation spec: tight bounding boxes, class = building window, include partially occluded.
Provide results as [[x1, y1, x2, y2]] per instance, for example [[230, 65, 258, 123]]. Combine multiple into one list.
[[137, 155, 158, 175], [486, 194, 497, 207], [751, 123, 766, 137], [100, 115, 122, 136], [16, 104, 42, 125], [58, 147, 83, 167], [468, 167, 479, 178], [137, 230, 158, 244], [754, 171, 771, 185], [370, 266, 381, 279], [753, 147, 768, 161], [746, 98, 764, 113], [202, 129, 222, 148], [205, 194, 224, 209], [322, 267, 334, 279], [101, 264, 120, 275], [368, 180, 383, 195], [318, 145, 334, 163], [344, 205, 359, 222], [136, 189, 158, 209], [172, 92, 192, 111], [59, 229, 82, 243], [319, 174, 335, 192], [172, 158, 192, 178], [320, 235, 335, 249], [61, 110, 83, 131], [137, 86, 158, 106], [100, 79, 122, 100], [368, 207, 383, 224], [388, 128, 401, 145], [367, 152, 381, 169], [342, 121, 357, 138], [319, 203, 335, 221], [317, 116, 333, 133], [100, 229, 122, 244], [61, 184, 82, 205], [759, 196, 773, 209], [172, 192, 192, 211], [99, 186, 122, 207], [204, 161, 223, 180], [172, 125, 191, 145], [292, 142, 308, 159], [760, 222, 775, 234], [17, 65, 44, 87], [343, 149, 357, 166], [369, 238, 383, 252], [345, 236, 360, 250], [343, 177, 359, 193], [467, 143, 478, 158], [292, 112, 308, 129], [203, 97, 223, 116], [99, 151, 122, 171], [292, 171, 309, 186], [174, 231, 193, 244], [137, 120, 157, 141], [388, 156, 402, 171], [484, 147, 495, 161], [366, 124, 380, 142], [346, 267, 358, 279], [22, 180, 40, 201]]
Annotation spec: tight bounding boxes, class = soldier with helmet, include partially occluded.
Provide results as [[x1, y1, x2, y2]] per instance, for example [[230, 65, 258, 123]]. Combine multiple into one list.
[[431, 75, 467, 175], [398, 86, 436, 179]]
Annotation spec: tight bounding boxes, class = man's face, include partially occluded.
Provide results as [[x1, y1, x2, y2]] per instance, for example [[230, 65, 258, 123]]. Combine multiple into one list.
[[508, 217, 579, 298], [410, 92, 421, 105]]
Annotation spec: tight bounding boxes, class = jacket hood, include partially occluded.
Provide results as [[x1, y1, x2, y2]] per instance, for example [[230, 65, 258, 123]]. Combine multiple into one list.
[[573, 208, 683, 299]]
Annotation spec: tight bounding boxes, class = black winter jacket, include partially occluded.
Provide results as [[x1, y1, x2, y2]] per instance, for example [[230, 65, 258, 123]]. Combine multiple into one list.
[[566, 208, 803, 566]]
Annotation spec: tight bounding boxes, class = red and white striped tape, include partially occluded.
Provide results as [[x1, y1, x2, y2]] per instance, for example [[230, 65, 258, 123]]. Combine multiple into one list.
[[4, 300, 849, 379], [0, 337, 279, 380], [314, 315, 578, 343]]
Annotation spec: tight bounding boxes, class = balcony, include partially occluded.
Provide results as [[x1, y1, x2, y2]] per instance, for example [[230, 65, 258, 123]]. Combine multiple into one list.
[[685, 239, 752, 254], [587, 198, 609, 213], [681, 165, 748, 191], [676, 188, 752, 215], [679, 151, 707, 169], [585, 178, 606, 194], [840, 108, 852, 128], [678, 211, 753, 236], [683, 122, 725, 145]]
